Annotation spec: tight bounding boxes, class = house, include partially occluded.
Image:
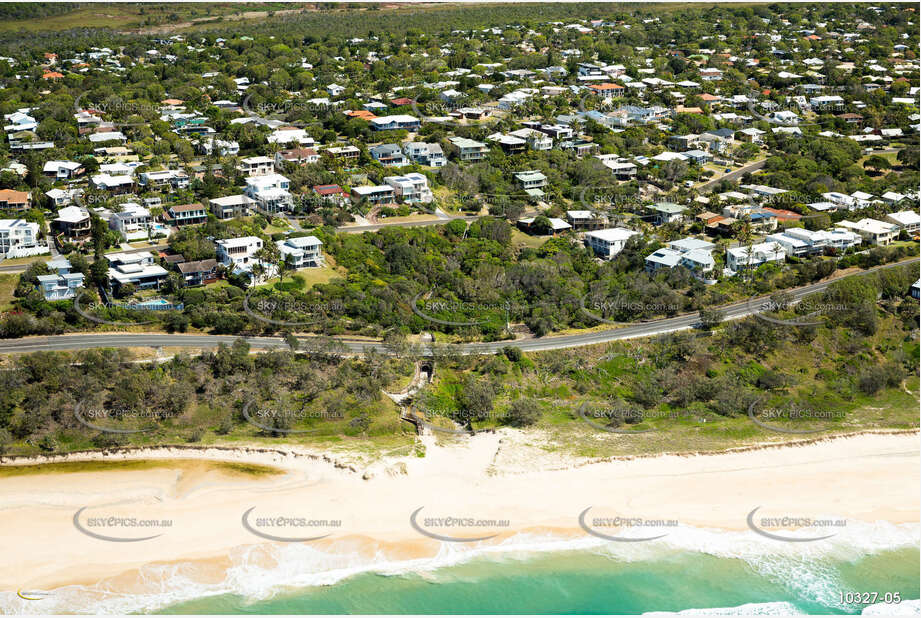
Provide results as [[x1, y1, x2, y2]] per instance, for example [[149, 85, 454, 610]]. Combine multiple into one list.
[[107, 251, 169, 292], [837, 218, 900, 245], [646, 202, 687, 225], [513, 170, 548, 193], [275, 148, 319, 168], [566, 210, 607, 230], [369, 143, 409, 167], [725, 242, 786, 272], [276, 235, 324, 268], [0, 189, 31, 211], [881, 192, 908, 205], [351, 185, 395, 205], [198, 137, 239, 156], [3, 111, 37, 133], [487, 132, 527, 154], [53, 206, 92, 243], [43, 160, 84, 180], [267, 127, 315, 146], [509, 128, 553, 151], [0, 219, 47, 258], [584, 228, 640, 259], [699, 68, 723, 81], [163, 203, 208, 227], [810, 95, 845, 111], [312, 184, 350, 206], [109, 202, 152, 239], [403, 142, 446, 167], [177, 258, 219, 287], [216, 236, 264, 269], [517, 217, 571, 236], [447, 136, 489, 161], [668, 134, 700, 151], [237, 156, 275, 177], [92, 173, 135, 194], [138, 169, 189, 191], [209, 195, 253, 220], [36, 258, 84, 300], [384, 173, 433, 204], [683, 149, 712, 165], [766, 228, 856, 257], [369, 114, 420, 132], [46, 188, 80, 208], [327, 83, 345, 97], [768, 110, 800, 126], [738, 128, 766, 144], [885, 211, 921, 236], [326, 145, 360, 160], [587, 83, 625, 99], [244, 174, 292, 214]]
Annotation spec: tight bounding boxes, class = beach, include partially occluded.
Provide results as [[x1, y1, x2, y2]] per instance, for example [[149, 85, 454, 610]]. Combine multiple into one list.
[[1, 430, 918, 613]]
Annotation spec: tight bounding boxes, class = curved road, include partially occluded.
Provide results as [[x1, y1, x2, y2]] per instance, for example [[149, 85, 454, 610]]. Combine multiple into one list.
[[0, 259, 915, 357]]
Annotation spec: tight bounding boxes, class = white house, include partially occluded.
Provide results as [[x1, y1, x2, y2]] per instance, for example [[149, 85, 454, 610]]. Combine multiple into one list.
[[244, 174, 292, 214], [584, 228, 640, 259], [837, 218, 900, 245], [237, 156, 275, 176], [43, 160, 83, 179], [36, 258, 84, 300], [383, 172, 434, 204], [276, 235, 323, 269], [267, 127, 315, 146], [107, 251, 169, 292], [0, 218, 47, 258], [109, 202, 153, 240], [216, 236, 276, 284], [725, 242, 786, 272], [885, 211, 920, 236]]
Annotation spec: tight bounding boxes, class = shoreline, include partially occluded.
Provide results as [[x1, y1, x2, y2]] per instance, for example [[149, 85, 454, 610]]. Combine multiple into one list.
[[1, 427, 917, 471], [0, 430, 917, 609]]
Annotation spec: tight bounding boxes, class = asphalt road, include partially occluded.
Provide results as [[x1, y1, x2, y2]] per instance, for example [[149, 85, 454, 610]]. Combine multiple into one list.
[[697, 158, 768, 191], [0, 259, 915, 357]]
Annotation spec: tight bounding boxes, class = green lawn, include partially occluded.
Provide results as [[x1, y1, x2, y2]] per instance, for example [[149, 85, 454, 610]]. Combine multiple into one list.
[[0, 273, 17, 311]]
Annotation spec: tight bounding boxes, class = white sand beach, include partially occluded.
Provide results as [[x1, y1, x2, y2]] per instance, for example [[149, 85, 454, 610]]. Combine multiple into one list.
[[1, 431, 917, 603]]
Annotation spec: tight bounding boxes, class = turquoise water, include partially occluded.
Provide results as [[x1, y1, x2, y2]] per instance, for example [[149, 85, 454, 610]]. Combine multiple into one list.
[[160, 547, 920, 615]]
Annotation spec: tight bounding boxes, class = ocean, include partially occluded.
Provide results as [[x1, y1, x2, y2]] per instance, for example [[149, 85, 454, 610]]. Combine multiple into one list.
[[7, 523, 917, 615], [159, 546, 920, 615]]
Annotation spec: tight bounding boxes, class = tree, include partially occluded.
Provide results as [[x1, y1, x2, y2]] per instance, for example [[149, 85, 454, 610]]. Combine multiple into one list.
[[863, 155, 890, 174], [505, 397, 540, 427], [456, 376, 495, 424], [699, 307, 725, 329]]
